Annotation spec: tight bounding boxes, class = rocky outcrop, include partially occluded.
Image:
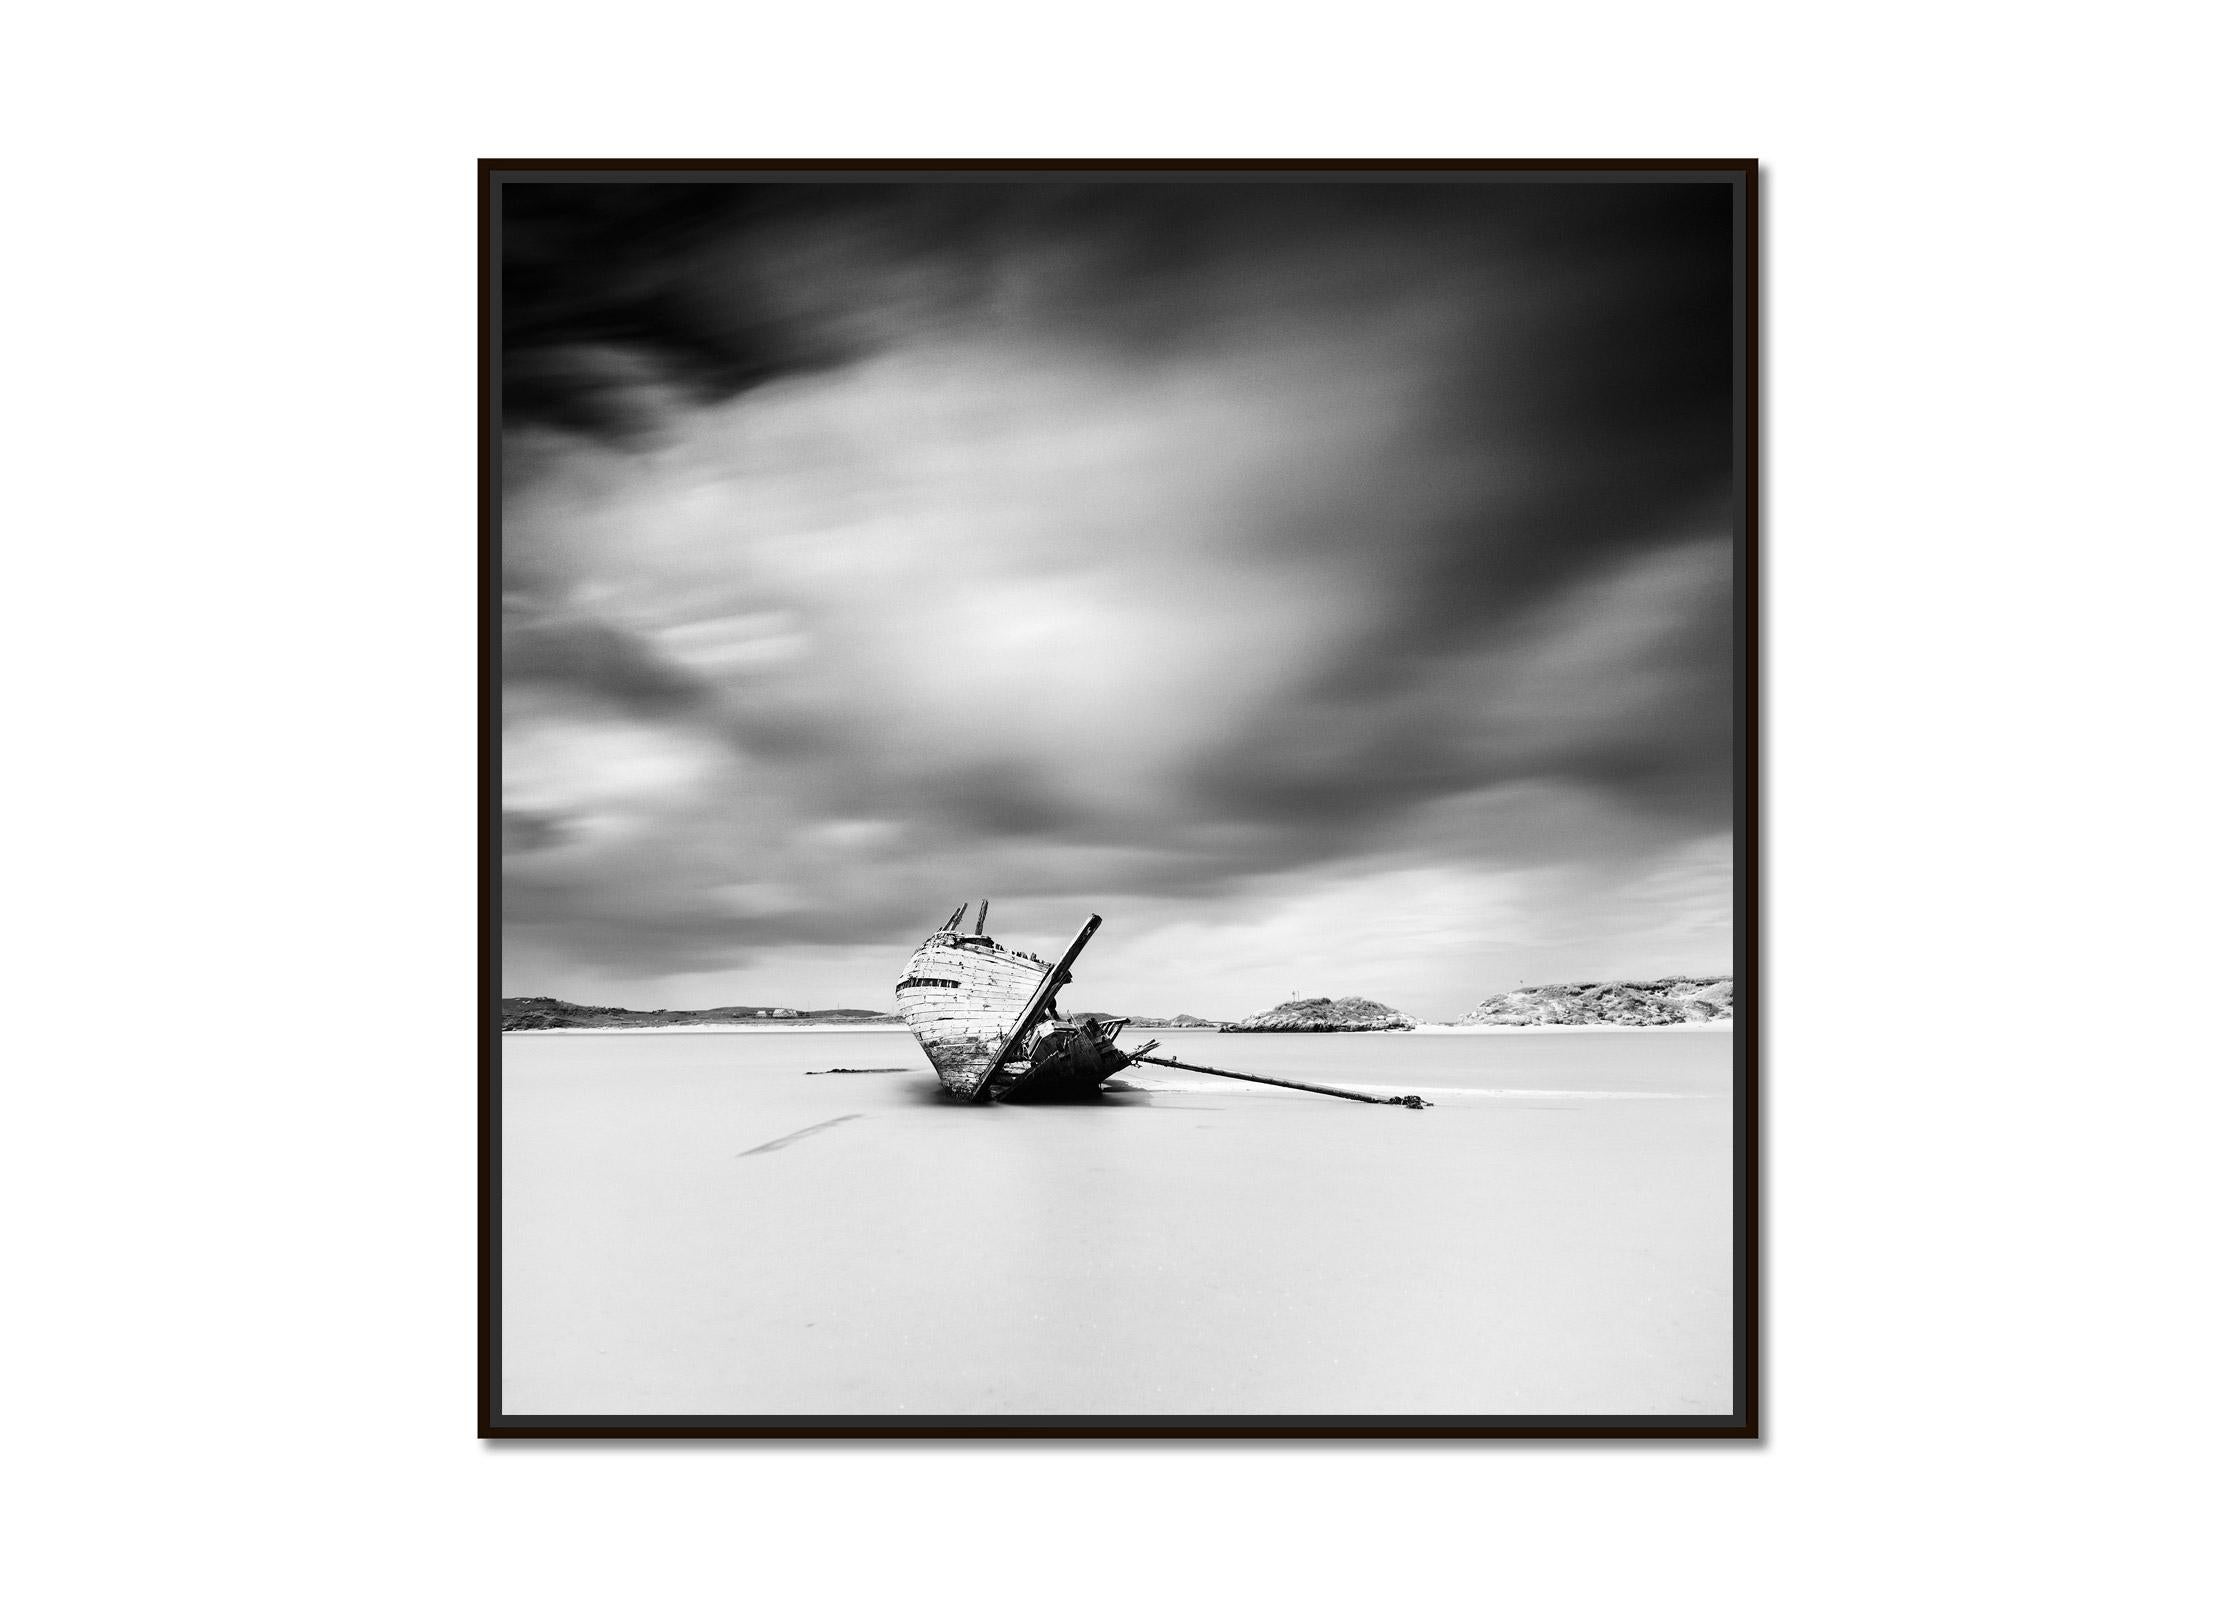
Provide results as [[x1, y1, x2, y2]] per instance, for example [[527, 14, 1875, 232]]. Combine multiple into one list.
[[1455, 977, 1733, 1027], [1222, 996, 1418, 1033], [500, 997, 630, 1031]]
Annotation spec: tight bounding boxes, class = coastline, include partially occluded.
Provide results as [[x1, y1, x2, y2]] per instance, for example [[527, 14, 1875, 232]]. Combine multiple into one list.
[[1409, 1020, 1734, 1035], [505, 1020, 1733, 1037], [507, 1023, 913, 1035]]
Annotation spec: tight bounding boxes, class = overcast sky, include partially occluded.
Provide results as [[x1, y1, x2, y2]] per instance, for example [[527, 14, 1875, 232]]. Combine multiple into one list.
[[498, 179, 1737, 1018]]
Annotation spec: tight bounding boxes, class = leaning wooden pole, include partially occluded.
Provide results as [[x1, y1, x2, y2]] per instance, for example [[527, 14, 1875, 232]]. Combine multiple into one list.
[[968, 915, 1104, 1102], [1128, 1052, 1430, 1109]]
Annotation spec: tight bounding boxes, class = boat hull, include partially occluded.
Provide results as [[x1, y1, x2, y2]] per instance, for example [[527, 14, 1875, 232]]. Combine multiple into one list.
[[996, 1016, 1134, 1100], [894, 931, 1053, 1097], [894, 918, 1133, 1100]]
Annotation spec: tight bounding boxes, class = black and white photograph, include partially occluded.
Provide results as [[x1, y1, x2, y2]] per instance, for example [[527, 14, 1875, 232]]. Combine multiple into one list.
[[16, 3, 2240, 1592], [486, 163, 1755, 1433]]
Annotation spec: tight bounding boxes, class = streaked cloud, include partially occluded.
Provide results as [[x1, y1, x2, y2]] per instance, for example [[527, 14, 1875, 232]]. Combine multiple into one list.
[[499, 182, 1736, 1012]]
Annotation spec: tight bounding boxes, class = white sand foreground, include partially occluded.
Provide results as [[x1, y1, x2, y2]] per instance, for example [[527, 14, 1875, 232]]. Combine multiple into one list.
[[500, 1027, 1734, 1418]]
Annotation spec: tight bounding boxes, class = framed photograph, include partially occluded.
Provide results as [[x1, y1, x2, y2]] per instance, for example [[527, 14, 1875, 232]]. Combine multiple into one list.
[[482, 159, 1757, 1438]]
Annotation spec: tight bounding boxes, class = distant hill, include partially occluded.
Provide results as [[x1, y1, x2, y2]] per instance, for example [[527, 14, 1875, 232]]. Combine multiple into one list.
[[501, 997, 902, 1032], [1222, 996, 1418, 1033], [1455, 978, 1733, 1027], [1071, 1010, 1231, 1029]]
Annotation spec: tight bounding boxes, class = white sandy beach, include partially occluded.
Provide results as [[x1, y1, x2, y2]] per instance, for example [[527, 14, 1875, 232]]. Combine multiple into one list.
[[500, 1027, 1733, 1418]]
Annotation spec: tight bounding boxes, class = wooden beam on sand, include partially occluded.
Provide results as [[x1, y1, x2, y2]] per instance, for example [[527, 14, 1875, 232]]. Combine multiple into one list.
[[1126, 1051, 1431, 1109]]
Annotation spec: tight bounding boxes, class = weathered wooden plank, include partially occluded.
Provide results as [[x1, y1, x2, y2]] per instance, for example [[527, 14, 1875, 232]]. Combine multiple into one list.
[[966, 915, 1102, 1102]]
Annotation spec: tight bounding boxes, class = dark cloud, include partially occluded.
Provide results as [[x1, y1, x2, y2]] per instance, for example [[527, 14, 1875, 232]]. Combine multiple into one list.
[[500, 185, 805, 433], [497, 179, 1737, 985], [501, 611, 708, 715], [500, 810, 568, 855]]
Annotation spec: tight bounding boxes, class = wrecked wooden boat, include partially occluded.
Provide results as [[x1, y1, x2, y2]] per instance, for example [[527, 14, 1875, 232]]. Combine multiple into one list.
[[894, 902, 1133, 1102], [895, 901, 1431, 1108]]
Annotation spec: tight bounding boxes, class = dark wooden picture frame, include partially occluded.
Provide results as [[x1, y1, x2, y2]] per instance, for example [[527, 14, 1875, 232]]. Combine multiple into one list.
[[480, 158, 1758, 1440]]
